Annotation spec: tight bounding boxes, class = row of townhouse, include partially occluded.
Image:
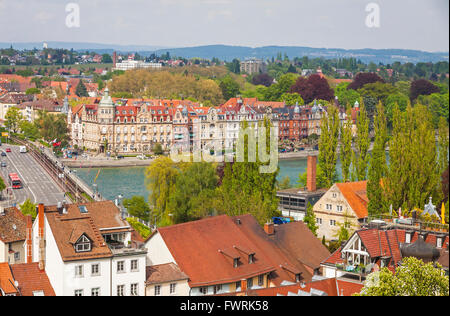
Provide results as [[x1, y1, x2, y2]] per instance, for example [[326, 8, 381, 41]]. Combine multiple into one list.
[[67, 91, 359, 155], [67, 89, 281, 155]]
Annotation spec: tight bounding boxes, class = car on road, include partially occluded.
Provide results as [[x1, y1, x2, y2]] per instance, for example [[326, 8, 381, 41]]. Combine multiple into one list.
[[19, 146, 27, 153], [1, 162, 6, 167], [1, 151, 6, 157], [116, 155, 124, 159], [6, 148, 11, 152]]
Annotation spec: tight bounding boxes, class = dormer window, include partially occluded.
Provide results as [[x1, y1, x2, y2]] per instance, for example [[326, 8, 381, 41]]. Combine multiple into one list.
[[248, 254, 254, 264], [75, 235, 91, 253], [233, 258, 239, 268], [405, 232, 412, 243]]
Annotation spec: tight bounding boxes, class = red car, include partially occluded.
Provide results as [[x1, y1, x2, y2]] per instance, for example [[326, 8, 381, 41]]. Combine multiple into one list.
[[6, 148, 11, 152]]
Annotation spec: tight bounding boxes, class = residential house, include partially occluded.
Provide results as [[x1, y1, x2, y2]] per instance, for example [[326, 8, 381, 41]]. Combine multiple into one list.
[[321, 222, 449, 281], [313, 181, 368, 241], [145, 262, 189, 296], [144, 214, 330, 296], [0, 262, 55, 296], [0, 207, 27, 264], [27, 201, 147, 296]]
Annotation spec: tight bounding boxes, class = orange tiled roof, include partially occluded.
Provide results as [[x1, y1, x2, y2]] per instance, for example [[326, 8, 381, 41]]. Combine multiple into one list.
[[10, 263, 55, 296], [157, 215, 277, 287], [0, 207, 26, 244], [336, 181, 368, 219], [0, 262, 17, 296]]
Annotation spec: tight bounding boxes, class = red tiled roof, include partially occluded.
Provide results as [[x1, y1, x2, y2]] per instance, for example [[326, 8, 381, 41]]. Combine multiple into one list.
[[0, 263, 17, 296], [156, 215, 277, 287], [336, 181, 368, 219], [10, 263, 55, 296], [145, 263, 189, 285], [0, 207, 26, 244]]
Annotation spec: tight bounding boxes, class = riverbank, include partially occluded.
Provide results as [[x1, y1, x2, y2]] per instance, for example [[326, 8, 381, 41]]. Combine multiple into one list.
[[61, 150, 319, 168]]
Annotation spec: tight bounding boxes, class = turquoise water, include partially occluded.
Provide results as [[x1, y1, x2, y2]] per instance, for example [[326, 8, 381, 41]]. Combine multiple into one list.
[[73, 158, 344, 201]]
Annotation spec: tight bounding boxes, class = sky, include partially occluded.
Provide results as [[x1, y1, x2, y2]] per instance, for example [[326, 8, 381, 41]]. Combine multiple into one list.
[[0, 0, 448, 52]]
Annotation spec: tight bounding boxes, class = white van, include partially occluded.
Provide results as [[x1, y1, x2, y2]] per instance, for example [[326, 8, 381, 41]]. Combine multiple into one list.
[[19, 146, 27, 153]]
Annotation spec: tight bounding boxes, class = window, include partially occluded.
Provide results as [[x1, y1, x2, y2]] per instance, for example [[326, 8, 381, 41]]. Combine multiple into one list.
[[131, 259, 138, 272], [316, 218, 322, 225], [117, 261, 125, 273], [233, 258, 239, 268], [14, 252, 20, 262], [437, 237, 443, 248], [117, 285, 125, 296], [91, 264, 100, 276], [74, 289, 83, 296], [75, 265, 83, 278], [170, 283, 176, 294], [405, 232, 411, 244], [213, 284, 222, 294], [154, 285, 161, 296], [199, 287, 208, 295], [326, 204, 332, 211], [258, 275, 264, 287], [330, 220, 336, 226], [337, 205, 343, 212], [130, 283, 138, 296], [248, 254, 254, 264], [91, 288, 100, 296], [235, 281, 241, 291], [247, 278, 253, 289], [75, 235, 91, 252], [32, 291, 44, 296]]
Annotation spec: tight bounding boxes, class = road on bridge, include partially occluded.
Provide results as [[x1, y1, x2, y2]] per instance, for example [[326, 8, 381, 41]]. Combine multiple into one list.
[[0, 144, 65, 207]]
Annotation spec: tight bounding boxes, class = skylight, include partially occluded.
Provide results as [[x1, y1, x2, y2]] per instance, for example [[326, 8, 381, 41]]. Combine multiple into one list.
[[79, 205, 88, 214]]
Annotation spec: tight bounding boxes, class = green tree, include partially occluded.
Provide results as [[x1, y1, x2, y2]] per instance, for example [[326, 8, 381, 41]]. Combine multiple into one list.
[[123, 196, 150, 221], [153, 143, 164, 155], [0, 176, 6, 199], [318, 105, 340, 188], [75, 79, 89, 97], [280, 92, 304, 106], [19, 120, 40, 139], [384, 103, 441, 211], [5, 107, 24, 133], [20, 199, 37, 220], [353, 99, 370, 180], [219, 75, 241, 100], [297, 164, 330, 190], [216, 118, 280, 225], [340, 108, 353, 182], [355, 257, 449, 296], [126, 217, 151, 239], [367, 101, 388, 216], [437, 117, 449, 177], [303, 202, 318, 236], [145, 156, 180, 226], [25, 87, 40, 95], [168, 162, 218, 224], [335, 82, 360, 109], [101, 54, 113, 63]]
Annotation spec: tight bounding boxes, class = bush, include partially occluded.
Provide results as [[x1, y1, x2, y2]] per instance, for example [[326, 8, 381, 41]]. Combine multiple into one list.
[[126, 217, 151, 239]]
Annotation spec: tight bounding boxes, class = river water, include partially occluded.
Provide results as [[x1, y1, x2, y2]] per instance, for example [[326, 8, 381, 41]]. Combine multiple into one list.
[[73, 158, 344, 201]]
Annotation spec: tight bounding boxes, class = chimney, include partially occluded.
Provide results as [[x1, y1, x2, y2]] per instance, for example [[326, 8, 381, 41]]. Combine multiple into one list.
[[26, 215, 33, 264], [241, 279, 247, 292], [113, 51, 117, 68], [307, 155, 317, 192], [264, 222, 274, 235], [38, 203, 46, 271]]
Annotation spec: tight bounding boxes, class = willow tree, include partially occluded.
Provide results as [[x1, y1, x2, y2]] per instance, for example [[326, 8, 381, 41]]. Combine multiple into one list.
[[340, 107, 353, 182], [145, 156, 181, 226], [367, 101, 388, 216], [353, 98, 370, 181], [318, 105, 340, 188]]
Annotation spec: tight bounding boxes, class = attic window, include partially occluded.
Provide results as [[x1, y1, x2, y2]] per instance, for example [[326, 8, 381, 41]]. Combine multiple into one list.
[[248, 254, 254, 264], [295, 273, 301, 283], [233, 258, 239, 268], [75, 235, 91, 253]]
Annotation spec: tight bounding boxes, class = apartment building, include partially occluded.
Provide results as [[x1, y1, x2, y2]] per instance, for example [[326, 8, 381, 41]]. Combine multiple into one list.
[[240, 59, 267, 75], [27, 201, 147, 296]]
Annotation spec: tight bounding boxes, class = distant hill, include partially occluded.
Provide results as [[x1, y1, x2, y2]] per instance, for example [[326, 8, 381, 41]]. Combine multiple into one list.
[[1, 42, 448, 64], [151, 45, 449, 64]]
